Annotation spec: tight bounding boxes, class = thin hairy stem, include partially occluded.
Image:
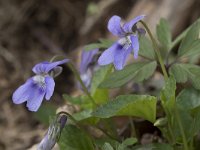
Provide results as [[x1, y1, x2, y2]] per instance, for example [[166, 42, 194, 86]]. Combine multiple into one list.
[[140, 20, 168, 80], [68, 63, 97, 107]]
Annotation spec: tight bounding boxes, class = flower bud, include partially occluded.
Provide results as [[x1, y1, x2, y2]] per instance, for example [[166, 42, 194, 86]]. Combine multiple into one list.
[[37, 114, 67, 150]]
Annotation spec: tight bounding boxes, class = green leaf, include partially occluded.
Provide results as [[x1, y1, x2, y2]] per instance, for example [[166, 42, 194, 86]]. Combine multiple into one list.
[[170, 107, 194, 142], [191, 110, 200, 136], [169, 63, 200, 89], [73, 109, 99, 125], [95, 137, 119, 148], [63, 94, 83, 105], [117, 137, 137, 150], [59, 125, 95, 150], [176, 88, 200, 138], [101, 138, 137, 150], [132, 143, 173, 150], [178, 20, 200, 57], [84, 43, 102, 51], [172, 18, 200, 49], [102, 143, 114, 150], [73, 109, 93, 121], [121, 137, 137, 146], [177, 87, 200, 110], [93, 95, 157, 123], [139, 36, 156, 59], [156, 18, 172, 51], [91, 65, 112, 94], [160, 75, 176, 111], [91, 65, 112, 104], [161, 83, 200, 141], [99, 61, 157, 88], [92, 89, 109, 105], [34, 104, 56, 125], [99, 38, 114, 47], [63, 94, 93, 109]]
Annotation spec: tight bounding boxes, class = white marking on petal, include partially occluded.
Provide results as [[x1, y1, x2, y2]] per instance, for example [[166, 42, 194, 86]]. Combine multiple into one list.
[[118, 37, 127, 45], [33, 75, 46, 88], [118, 36, 132, 50]]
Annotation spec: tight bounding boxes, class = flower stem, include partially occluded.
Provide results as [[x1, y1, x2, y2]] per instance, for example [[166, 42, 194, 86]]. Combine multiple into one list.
[[170, 29, 188, 50], [49, 55, 97, 106], [140, 21, 189, 150], [167, 121, 176, 145], [68, 63, 97, 107], [140, 21, 168, 81]]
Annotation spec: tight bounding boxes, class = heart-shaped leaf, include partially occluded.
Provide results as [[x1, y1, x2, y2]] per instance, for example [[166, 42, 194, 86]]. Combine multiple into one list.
[[93, 95, 157, 123]]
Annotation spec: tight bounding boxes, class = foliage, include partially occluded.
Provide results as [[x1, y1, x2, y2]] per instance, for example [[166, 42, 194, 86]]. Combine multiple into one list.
[[99, 61, 157, 88], [28, 15, 200, 150], [156, 18, 172, 51], [58, 125, 95, 150], [93, 94, 157, 123]]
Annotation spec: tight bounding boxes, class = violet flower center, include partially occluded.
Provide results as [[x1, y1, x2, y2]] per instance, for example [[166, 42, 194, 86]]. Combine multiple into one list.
[[118, 36, 132, 50], [33, 75, 46, 88]]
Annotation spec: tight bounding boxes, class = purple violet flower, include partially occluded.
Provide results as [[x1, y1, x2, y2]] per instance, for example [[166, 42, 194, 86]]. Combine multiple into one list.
[[98, 15, 145, 70], [38, 114, 68, 150], [79, 49, 99, 89], [12, 59, 69, 112]]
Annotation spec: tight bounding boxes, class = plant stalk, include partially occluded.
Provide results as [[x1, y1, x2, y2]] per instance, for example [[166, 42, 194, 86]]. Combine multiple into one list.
[[140, 21, 168, 81], [141, 21, 189, 150], [68, 63, 97, 107], [174, 103, 189, 150]]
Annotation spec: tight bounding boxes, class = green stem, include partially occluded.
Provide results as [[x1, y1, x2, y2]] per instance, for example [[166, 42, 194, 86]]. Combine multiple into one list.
[[189, 137, 194, 150], [102, 119, 119, 140], [166, 29, 189, 66], [95, 126, 121, 142], [141, 21, 189, 149], [68, 63, 97, 107], [167, 121, 176, 145], [140, 21, 168, 80], [174, 103, 189, 150], [49, 55, 96, 106], [170, 29, 188, 49], [158, 127, 172, 145], [129, 117, 136, 137]]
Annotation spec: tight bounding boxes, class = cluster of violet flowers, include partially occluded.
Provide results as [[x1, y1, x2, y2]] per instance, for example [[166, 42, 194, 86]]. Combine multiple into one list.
[[12, 15, 145, 149], [12, 15, 144, 111]]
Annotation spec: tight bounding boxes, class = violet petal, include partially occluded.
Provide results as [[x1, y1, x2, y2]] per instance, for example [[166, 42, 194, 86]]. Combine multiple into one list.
[[26, 85, 46, 112], [130, 34, 139, 59], [32, 59, 69, 74], [12, 78, 34, 104], [80, 49, 98, 74], [45, 76, 55, 100], [98, 42, 118, 66], [108, 15, 125, 37], [123, 15, 145, 33], [113, 44, 132, 70]]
